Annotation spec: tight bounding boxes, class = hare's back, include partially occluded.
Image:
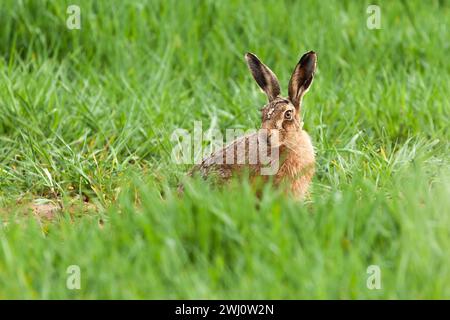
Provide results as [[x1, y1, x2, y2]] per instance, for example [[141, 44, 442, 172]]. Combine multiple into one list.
[[196, 132, 263, 179]]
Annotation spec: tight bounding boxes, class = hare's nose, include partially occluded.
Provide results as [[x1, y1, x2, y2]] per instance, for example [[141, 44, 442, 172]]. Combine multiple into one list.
[[266, 132, 271, 145], [265, 130, 280, 146]]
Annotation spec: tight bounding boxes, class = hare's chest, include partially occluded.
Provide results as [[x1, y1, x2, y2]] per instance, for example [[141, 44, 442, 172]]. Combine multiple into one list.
[[275, 131, 315, 195], [277, 153, 313, 180]]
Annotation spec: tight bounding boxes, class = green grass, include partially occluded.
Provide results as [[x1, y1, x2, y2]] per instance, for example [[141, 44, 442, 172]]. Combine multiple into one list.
[[0, 0, 449, 299]]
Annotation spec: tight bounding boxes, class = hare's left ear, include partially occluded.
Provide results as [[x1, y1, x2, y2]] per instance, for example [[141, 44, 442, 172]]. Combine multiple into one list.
[[288, 51, 317, 110], [245, 52, 281, 102]]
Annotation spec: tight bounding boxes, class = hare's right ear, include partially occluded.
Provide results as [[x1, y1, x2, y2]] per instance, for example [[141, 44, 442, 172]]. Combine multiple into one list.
[[245, 53, 281, 102], [288, 51, 317, 110]]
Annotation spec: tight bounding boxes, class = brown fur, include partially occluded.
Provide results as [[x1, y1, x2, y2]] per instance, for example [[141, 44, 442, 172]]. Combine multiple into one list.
[[189, 51, 317, 199]]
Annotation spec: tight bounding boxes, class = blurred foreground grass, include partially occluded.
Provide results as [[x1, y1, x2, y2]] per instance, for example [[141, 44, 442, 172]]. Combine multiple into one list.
[[0, 0, 449, 298]]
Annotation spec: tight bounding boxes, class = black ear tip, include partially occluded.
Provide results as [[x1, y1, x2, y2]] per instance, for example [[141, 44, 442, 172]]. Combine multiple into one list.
[[245, 52, 257, 61], [301, 50, 317, 60], [299, 50, 317, 68]]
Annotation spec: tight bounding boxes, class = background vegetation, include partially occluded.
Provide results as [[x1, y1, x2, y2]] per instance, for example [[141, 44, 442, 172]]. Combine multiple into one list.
[[0, 0, 449, 298]]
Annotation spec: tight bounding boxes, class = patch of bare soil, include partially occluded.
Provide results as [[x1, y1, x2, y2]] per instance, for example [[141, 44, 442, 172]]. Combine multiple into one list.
[[30, 203, 60, 220], [1, 199, 99, 225]]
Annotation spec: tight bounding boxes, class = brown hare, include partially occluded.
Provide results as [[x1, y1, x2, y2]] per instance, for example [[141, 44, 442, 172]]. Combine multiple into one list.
[[190, 51, 317, 198]]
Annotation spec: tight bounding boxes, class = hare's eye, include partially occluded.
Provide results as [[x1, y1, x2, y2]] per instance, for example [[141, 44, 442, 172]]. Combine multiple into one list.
[[284, 110, 293, 120]]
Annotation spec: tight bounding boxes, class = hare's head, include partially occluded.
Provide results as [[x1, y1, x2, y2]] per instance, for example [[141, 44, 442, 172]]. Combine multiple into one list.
[[245, 51, 317, 146]]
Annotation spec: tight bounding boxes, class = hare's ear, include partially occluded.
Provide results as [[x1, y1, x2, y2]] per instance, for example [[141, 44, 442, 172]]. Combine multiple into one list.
[[245, 52, 281, 102], [288, 51, 317, 110]]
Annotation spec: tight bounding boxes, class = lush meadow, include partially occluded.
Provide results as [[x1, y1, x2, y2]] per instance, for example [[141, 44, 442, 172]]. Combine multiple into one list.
[[0, 0, 449, 298]]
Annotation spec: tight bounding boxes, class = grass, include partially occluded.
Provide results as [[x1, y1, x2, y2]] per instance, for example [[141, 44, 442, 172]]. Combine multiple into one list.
[[0, 0, 449, 299]]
